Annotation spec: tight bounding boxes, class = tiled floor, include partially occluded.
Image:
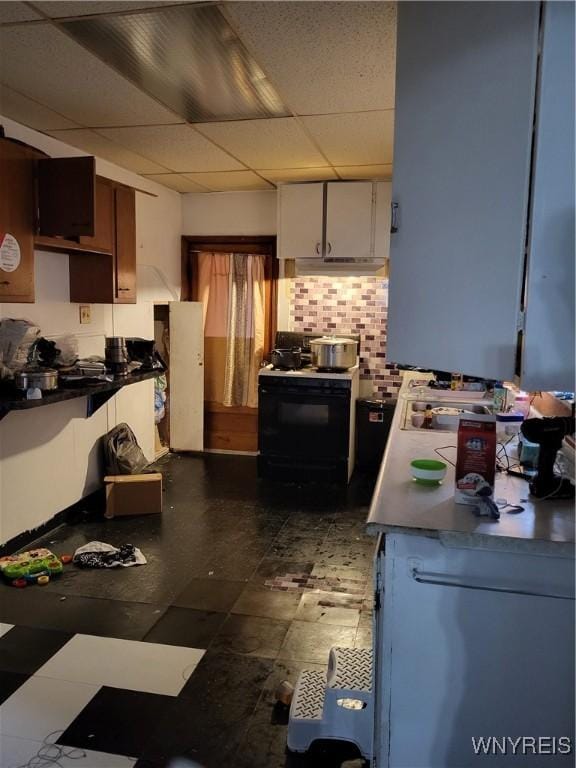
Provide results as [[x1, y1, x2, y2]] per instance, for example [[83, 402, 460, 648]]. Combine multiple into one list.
[[0, 453, 376, 767]]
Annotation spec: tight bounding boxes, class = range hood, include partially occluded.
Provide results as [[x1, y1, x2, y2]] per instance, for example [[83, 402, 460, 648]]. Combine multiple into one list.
[[295, 258, 388, 277]]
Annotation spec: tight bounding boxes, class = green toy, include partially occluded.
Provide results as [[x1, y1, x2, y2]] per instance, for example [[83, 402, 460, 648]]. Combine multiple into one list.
[[0, 548, 63, 586]]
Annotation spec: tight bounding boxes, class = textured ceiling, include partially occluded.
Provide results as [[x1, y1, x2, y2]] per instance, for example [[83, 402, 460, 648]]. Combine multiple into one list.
[[0, 1, 397, 193]]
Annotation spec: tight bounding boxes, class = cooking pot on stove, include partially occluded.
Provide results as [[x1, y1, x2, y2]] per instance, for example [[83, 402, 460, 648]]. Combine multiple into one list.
[[310, 336, 357, 371], [270, 347, 302, 370]]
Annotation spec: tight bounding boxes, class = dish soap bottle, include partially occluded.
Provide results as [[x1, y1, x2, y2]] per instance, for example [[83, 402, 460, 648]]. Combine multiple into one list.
[[423, 405, 434, 429], [492, 381, 508, 414]]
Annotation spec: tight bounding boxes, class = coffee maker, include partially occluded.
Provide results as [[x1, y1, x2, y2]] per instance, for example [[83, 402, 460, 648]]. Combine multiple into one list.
[[520, 416, 575, 499]]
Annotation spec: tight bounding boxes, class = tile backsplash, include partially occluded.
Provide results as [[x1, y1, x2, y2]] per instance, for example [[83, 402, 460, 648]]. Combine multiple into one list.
[[290, 276, 403, 399]]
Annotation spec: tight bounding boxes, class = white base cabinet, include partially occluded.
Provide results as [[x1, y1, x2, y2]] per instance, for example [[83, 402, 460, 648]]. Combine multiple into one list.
[[373, 533, 575, 767]]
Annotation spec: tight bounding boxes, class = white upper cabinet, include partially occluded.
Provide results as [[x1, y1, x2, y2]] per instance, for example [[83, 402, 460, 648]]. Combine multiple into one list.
[[278, 182, 324, 260], [325, 181, 373, 260], [373, 181, 392, 262], [387, 2, 540, 382], [278, 180, 390, 264], [520, 2, 575, 392]]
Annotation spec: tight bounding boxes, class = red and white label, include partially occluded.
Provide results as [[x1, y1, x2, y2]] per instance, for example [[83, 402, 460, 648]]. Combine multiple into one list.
[[0, 233, 21, 272]]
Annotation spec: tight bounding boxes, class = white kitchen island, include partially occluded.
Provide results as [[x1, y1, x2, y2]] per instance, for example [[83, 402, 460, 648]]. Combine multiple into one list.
[[366, 374, 575, 767]]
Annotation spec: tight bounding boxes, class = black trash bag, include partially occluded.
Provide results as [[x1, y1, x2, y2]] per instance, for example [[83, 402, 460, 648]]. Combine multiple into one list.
[[103, 423, 149, 475]]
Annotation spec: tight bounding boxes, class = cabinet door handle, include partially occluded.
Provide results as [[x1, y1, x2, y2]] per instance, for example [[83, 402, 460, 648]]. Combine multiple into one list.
[[315, 242, 321, 256], [0, 280, 10, 286], [118, 287, 131, 291], [327, 242, 332, 255], [391, 202, 399, 233], [411, 568, 574, 601]]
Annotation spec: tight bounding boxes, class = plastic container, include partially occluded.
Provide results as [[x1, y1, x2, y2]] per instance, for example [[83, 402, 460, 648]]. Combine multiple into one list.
[[496, 412, 524, 437], [512, 391, 531, 418]]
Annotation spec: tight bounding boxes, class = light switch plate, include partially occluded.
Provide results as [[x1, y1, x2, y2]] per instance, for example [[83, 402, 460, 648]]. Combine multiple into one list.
[[79, 305, 91, 324]]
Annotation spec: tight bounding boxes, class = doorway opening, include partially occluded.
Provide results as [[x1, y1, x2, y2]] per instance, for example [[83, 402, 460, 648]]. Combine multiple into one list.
[[153, 303, 170, 458], [182, 236, 278, 453]]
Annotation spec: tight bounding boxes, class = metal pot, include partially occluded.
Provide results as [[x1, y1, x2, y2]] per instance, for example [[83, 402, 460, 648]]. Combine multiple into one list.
[[14, 368, 59, 391], [310, 336, 358, 371], [105, 336, 129, 376], [270, 347, 302, 370]]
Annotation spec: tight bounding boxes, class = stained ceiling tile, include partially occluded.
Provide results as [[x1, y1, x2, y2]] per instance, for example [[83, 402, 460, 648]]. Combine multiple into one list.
[[184, 170, 273, 191], [336, 164, 393, 181], [0, 23, 182, 127], [196, 118, 327, 169], [224, 1, 396, 114], [46, 129, 170, 173], [142, 173, 210, 193], [301, 111, 395, 166], [257, 167, 338, 183], [0, 86, 78, 130], [0, 2, 42, 23], [98, 124, 245, 172], [30, 1, 195, 18]]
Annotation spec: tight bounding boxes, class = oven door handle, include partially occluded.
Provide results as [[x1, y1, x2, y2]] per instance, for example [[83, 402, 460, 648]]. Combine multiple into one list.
[[259, 387, 349, 399]]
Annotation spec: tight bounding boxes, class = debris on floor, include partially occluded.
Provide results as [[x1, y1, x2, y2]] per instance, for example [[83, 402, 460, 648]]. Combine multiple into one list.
[[265, 572, 365, 596], [73, 541, 146, 569]]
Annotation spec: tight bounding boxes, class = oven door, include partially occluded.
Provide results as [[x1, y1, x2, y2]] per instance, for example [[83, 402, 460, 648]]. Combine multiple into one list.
[[258, 380, 351, 460]]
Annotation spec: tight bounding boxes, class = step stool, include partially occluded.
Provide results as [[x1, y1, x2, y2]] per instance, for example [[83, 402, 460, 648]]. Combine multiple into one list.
[[287, 646, 373, 760]]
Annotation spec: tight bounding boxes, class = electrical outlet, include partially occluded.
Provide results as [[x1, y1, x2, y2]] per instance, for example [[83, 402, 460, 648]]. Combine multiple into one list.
[[79, 305, 91, 324]]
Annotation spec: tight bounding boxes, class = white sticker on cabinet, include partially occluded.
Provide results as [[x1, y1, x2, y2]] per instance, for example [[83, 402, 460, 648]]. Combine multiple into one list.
[[0, 234, 21, 272]]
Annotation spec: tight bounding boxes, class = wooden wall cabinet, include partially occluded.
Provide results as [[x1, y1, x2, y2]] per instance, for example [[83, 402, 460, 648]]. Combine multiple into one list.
[[69, 182, 136, 304], [0, 137, 40, 303], [37, 156, 96, 238], [0, 138, 137, 304], [35, 170, 114, 256], [78, 176, 115, 254]]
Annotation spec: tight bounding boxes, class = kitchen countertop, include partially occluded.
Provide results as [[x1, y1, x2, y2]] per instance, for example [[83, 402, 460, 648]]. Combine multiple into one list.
[[0, 368, 160, 420], [366, 373, 575, 553]]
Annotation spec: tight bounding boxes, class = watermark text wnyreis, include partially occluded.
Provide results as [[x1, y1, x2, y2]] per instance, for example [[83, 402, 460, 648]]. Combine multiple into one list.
[[472, 737, 573, 756]]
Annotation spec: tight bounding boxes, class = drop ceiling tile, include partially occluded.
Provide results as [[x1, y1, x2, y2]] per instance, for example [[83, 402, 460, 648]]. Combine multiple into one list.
[[196, 118, 326, 170], [257, 167, 338, 183], [32, 1, 195, 18], [0, 2, 42, 23], [225, 1, 396, 114], [0, 86, 78, 130], [336, 164, 393, 181], [142, 173, 210, 193], [46, 129, 170, 173], [301, 111, 395, 166], [184, 171, 273, 191], [0, 23, 182, 127], [99, 124, 244, 172]]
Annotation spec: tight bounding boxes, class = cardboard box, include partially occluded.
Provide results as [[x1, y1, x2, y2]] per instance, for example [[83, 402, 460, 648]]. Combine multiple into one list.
[[455, 414, 496, 505], [104, 473, 162, 519]]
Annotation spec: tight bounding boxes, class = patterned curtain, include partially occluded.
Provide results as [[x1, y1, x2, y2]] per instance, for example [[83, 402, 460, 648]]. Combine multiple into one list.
[[197, 251, 265, 408]]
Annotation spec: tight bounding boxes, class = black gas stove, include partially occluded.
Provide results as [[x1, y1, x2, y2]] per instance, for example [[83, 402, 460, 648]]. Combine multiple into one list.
[[258, 331, 360, 483]]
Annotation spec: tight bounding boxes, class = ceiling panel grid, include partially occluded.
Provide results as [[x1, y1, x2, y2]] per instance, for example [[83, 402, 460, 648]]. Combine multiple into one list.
[[0, 0, 398, 192]]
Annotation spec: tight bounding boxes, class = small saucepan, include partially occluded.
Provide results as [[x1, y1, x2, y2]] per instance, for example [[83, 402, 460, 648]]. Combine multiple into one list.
[[14, 367, 59, 391], [270, 347, 302, 370]]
